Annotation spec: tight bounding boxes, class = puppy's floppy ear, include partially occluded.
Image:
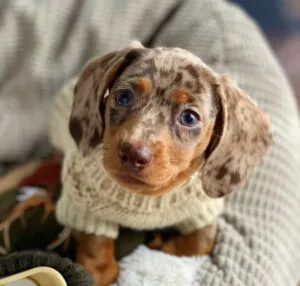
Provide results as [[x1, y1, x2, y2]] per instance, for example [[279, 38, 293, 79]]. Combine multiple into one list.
[[69, 42, 145, 155], [202, 74, 272, 198]]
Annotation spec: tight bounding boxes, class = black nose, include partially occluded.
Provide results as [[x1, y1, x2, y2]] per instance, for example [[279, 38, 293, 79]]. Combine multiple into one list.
[[118, 142, 153, 170]]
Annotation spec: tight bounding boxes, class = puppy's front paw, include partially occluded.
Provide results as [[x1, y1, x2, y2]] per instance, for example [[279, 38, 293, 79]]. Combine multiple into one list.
[[79, 256, 118, 286], [75, 232, 118, 286], [148, 224, 217, 257]]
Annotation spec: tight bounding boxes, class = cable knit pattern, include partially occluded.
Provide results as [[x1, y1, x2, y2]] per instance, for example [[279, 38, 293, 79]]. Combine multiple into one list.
[[2, 0, 296, 285], [56, 143, 224, 238]]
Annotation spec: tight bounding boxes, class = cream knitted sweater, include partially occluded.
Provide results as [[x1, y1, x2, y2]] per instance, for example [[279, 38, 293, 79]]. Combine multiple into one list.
[[52, 79, 224, 239]]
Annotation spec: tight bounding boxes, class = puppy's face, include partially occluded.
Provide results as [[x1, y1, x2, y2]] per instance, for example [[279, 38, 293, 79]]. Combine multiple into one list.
[[70, 43, 272, 198], [102, 49, 219, 195]]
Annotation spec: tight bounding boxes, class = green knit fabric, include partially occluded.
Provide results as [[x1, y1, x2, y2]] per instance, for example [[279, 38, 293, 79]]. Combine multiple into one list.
[[0, 251, 94, 286]]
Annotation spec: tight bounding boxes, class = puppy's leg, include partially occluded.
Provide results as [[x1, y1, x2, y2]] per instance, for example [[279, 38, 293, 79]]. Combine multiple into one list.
[[149, 223, 217, 256], [163, 223, 217, 256], [74, 232, 118, 286]]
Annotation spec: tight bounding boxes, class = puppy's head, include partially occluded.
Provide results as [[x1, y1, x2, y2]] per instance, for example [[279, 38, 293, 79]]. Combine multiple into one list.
[[69, 41, 272, 197]]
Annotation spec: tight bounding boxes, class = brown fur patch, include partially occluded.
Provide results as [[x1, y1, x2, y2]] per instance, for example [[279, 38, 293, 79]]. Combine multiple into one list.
[[135, 78, 152, 95], [172, 89, 192, 105], [75, 232, 118, 285], [69, 117, 83, 145], [173, 72, 183, 86], [148, 223, 217, 256]]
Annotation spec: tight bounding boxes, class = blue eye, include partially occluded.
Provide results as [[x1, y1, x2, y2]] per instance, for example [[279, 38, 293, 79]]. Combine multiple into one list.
[[116, 89, 133, 106], [179, 110, 200, 127]]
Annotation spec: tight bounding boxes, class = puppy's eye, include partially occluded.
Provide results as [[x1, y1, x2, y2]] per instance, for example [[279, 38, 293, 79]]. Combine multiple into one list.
[[116, 89, 133, 106], [179, 110, 200, 127]]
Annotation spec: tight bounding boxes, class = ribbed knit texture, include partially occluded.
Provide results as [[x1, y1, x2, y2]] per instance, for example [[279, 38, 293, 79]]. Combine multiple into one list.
[[0, 251, 93, 286], [55, 140, 224, 238], [0, 0, 298, 285]]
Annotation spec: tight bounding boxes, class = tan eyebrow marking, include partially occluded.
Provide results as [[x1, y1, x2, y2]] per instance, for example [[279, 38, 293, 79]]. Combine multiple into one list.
[[172, 89, 192, 104], [135, 78, 152, 95]]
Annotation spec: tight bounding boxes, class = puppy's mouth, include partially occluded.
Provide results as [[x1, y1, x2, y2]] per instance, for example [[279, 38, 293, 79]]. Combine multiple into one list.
[[106, 168, 172, 195], [115, 173, 154, 188]]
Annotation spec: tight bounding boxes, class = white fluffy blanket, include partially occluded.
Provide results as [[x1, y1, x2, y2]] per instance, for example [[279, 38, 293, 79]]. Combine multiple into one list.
[[113, 246, 210, 286]]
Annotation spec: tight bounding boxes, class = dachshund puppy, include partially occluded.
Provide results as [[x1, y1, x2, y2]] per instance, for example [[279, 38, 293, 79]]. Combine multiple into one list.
[[55, 41, 272, 285]]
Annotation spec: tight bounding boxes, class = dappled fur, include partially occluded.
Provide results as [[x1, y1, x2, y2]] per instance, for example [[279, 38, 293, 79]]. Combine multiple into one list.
[[69, 41, 272, 285], [70, 41, 271, 198]]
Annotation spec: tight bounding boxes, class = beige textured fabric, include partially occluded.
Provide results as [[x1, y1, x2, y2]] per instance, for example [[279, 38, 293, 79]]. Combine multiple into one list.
[[2, 0, 300, 285], [0, 0, 183, 161]]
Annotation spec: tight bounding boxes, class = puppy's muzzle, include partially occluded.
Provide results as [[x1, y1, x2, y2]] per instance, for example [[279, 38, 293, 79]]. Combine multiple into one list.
[[118, 142, 153, 171]]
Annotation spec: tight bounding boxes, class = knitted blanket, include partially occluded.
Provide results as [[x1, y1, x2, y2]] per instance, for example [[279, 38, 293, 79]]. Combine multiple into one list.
[[2, 0, 300, 285]]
